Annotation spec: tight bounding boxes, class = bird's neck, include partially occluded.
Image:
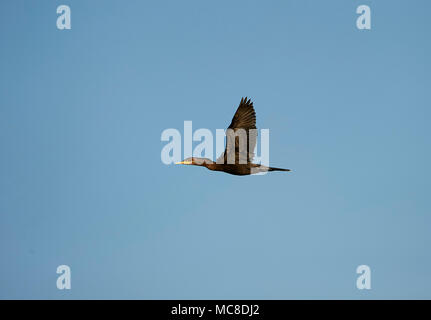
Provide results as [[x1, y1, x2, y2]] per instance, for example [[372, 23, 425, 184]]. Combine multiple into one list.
[[194, 158, 215, 170]]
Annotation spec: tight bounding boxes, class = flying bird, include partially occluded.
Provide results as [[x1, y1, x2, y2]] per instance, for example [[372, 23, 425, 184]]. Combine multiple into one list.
[[176, 97, 290, 176]]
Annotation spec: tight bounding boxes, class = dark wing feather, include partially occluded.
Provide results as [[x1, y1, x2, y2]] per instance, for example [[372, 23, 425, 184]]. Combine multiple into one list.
[[217, 97, 257, 164]]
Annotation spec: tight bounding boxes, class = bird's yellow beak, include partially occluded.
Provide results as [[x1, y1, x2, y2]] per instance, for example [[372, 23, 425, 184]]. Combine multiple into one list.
[[175, 160, 192, 165]]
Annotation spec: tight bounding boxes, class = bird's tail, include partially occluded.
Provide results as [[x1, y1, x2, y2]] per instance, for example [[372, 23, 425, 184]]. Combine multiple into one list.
[[268, 167, 291, 172]]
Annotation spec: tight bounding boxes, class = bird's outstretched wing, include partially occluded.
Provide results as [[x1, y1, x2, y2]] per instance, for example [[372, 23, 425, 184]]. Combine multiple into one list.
[[217, 97, 257, 164]]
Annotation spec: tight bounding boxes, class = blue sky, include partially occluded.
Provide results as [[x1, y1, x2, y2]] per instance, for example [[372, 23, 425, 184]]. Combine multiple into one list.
[[1, 0, 430, 299]]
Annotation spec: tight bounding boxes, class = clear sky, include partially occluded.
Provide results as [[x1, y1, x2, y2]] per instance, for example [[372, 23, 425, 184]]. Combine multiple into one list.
[[1, 0, 430, 299]]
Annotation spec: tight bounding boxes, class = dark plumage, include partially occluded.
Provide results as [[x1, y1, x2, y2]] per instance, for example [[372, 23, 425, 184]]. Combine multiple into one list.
[[176, 97, 290, 176]]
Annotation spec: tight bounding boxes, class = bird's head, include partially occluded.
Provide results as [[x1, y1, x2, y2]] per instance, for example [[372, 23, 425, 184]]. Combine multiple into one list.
[[175, 157, 213, 166]]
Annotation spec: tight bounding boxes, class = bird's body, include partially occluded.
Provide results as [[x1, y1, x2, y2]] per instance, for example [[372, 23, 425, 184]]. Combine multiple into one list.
[[180, 159, 289, 176], [176, 97, 290, 176]]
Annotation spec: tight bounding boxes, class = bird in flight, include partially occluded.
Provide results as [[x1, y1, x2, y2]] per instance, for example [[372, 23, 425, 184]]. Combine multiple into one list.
[[176, 97, 290, 176]]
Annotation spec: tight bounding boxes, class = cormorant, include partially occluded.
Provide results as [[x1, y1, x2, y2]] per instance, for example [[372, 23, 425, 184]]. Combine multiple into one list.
[[176, 97, 290, 176]]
